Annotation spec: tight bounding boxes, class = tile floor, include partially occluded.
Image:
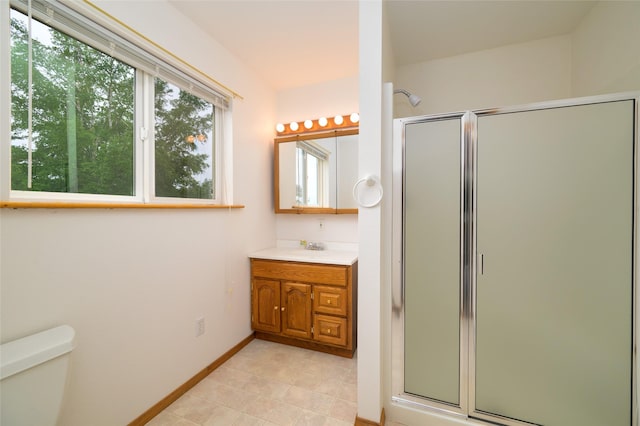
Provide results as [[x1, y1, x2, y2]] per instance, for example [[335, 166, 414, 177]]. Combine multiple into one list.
[[147, 339, 358, 426]]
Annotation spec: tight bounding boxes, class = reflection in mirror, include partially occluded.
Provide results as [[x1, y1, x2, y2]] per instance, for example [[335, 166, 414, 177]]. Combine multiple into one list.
[[295, 138, 335, 207], [275, 129, 358, 214]]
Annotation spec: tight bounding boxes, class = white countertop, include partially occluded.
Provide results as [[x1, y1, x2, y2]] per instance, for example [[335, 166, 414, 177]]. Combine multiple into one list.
[[249, 247, 358, 266]]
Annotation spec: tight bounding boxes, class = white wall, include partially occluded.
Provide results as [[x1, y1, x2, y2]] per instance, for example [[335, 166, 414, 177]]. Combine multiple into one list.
[[274, 76, 359, 248], [572, 1, 640, 96], [276, 76, 359, 125], [0, 1, 276, 425], [393, 1, 640, 120], [394, 35, 573, 118], [356, 1, 386, 422]]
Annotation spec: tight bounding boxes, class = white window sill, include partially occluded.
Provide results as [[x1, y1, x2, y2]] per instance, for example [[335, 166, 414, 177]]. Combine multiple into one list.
[[1, 201, 244, 209]]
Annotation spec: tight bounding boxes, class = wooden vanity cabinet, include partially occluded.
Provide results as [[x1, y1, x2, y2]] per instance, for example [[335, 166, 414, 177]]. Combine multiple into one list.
[[250, 258, 357, 358]]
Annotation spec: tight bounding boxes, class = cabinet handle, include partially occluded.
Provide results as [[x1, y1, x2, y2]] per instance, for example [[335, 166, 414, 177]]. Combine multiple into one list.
[[327, 300, 332, 304], [274, 306, 278, 310], [281, 307, 285, 311], [327, 329, 331, 334]]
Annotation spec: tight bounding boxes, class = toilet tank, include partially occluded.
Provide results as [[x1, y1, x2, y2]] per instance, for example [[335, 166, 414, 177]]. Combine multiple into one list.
[[1, 325, 76, 426]]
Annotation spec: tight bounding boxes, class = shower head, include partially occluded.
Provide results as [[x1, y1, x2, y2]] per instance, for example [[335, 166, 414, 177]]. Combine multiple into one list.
[[394, 88, 422, 107]]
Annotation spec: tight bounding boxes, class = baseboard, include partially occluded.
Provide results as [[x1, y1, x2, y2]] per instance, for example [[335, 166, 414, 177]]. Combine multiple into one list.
[[128, 333, 255, 426], [355, 407, 385, 426]]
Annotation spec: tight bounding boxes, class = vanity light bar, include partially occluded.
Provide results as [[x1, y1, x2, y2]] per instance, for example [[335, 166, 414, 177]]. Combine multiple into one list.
[[276, 113, 359, 136]]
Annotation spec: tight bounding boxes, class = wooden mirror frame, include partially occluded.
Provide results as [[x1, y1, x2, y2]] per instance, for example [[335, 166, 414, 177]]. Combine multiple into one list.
[[274, 128, 358, 214]]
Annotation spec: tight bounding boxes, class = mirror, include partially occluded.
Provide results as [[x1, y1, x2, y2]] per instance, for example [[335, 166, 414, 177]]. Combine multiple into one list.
[[275, 129, 358, 214]]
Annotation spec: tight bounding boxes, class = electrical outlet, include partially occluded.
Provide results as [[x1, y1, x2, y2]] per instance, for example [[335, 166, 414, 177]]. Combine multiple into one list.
[[196, 317, 205, 337], [318, 219, 325, 231]]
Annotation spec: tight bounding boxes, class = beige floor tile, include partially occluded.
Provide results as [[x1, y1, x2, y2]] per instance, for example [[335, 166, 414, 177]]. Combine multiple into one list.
[[262, 400, 305, 426], [336, 382, 357, 403], [224, 353, 256, 371], [294, 410, 329, 426], [254, 361, 289, 381], [271, 364, 302, 385], [146, 411, 199, 426], [282, 385, 334, 414], [313, 378, 345, 398], [243, 395, 283, 419], [166, 394, 220, 424], [306, 391, 335, 415], [315, 354, 355, 371], [239, 339, 272, 353], [243, 374, 290, 399], [202, 404, 243, 425], [298, 359, 326, 378], [319, 366, 350, 382], [218, 385, 259, 411], [290, 371, 323, 391], [342, 369, 357, 385], [208, 365, 253, 388], [328, 399, 357, 424], [323, 418, 353, 426], [231, 412, 267, 426], [188, 377, 231, 403]]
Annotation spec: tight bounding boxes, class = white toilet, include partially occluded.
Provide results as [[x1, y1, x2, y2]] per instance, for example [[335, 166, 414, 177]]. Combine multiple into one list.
[[1, 325, 76, 426]]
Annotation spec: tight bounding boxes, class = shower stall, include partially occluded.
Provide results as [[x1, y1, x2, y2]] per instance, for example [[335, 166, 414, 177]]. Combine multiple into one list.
[[391, 93, 639, 426]]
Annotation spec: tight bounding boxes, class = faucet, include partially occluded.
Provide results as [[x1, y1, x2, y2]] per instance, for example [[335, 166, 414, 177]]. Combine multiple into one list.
[[305, 241, 325, 251]]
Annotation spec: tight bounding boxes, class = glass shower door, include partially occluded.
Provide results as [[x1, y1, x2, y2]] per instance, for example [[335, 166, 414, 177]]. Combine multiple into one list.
[[403, 115, 464, 410], [473, 100, 634, 426]]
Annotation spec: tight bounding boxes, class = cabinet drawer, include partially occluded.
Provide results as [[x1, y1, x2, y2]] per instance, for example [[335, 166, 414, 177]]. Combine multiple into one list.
[[314, 286, 347, 316], [314, 314, 348, 347], [252, 259, 347, 286]]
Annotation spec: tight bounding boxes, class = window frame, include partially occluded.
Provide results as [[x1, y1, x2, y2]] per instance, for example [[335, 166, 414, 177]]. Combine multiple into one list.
[[1, 0, 231, 206]]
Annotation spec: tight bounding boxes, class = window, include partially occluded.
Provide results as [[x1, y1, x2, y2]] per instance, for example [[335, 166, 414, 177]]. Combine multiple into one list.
[[154, 79, 216, 200], [10, 9, 136, 196], [3, 0, 230, 204]]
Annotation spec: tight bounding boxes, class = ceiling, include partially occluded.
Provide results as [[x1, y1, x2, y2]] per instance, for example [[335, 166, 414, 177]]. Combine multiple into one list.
[[169, 0, 359, 90], [170, 0, 597, 91]]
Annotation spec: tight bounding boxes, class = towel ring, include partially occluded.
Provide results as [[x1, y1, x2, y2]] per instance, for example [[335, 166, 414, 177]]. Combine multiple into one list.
[[353, 175, 383, 208]]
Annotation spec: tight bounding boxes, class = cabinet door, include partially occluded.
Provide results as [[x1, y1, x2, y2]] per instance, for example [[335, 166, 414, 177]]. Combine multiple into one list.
[[252, 278, 281, 333], [282, 282, 312, 339]]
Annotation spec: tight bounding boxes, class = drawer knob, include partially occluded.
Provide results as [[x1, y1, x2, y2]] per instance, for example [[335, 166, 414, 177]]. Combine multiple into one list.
[[281, 307, 285, 311], [327, 300, 332, 304], [274, 306, 278, 310], [327, 329, 331, 334]]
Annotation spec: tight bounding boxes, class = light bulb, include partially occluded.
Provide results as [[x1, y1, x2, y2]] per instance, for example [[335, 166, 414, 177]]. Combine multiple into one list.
[[334, 115, 344, 125], [289, 121, 299, 131], [304, 119, 313, 129], [276, 123, 285, 133], [349, 113, 359, 123], [318, 117, 328, 127]]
